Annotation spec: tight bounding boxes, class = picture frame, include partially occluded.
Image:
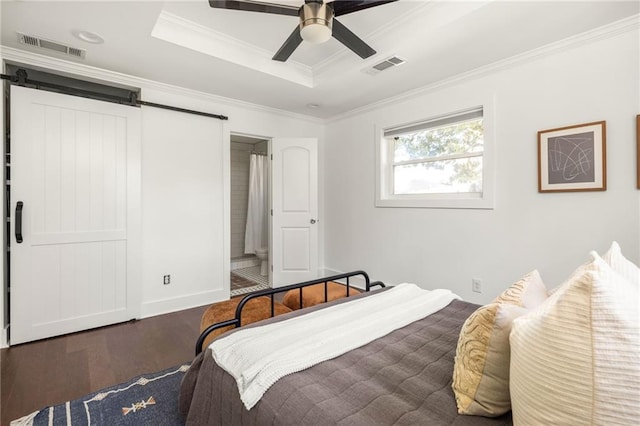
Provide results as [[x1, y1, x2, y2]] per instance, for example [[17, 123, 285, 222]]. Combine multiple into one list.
[[538, 121, 606, 193], [637, 115, 640, 189]]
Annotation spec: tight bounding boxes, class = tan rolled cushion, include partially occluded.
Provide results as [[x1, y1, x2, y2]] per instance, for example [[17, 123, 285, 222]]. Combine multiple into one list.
[[510, 254, 640, 425], [199, 296, 292, 349], [452, 302, 527, 416], [282, 282, 361, 310], [493, 269, 547, 308]]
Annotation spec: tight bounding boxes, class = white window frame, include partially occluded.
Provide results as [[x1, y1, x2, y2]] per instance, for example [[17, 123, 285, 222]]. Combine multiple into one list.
[[375, 97, 495, 209]]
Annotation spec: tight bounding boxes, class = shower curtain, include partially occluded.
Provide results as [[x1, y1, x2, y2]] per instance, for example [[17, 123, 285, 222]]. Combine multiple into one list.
[[245, 153, 269, 254]]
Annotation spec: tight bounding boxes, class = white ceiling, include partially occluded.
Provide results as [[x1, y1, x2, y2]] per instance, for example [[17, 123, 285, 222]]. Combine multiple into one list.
[[1, 1, 638, 119]]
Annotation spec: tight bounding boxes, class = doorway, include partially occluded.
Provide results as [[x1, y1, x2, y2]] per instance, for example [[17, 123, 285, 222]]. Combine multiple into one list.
[[230, 134, 271, 296], [228, 134, 319, 294]]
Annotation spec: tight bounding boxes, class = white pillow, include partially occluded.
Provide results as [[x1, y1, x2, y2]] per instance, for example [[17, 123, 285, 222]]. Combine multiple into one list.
[[601, 241, 639, 286], [510, 254, 639, 425]]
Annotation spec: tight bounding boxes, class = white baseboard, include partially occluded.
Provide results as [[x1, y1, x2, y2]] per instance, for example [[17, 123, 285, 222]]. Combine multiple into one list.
[[140, 289, 228, 319], [139, 268, 379, 319], [317, 267, 341, 277], [0, 294, 226, 346]]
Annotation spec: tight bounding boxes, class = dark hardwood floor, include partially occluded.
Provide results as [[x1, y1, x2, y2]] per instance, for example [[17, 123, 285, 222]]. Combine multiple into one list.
[[0, 304, 209, 426]]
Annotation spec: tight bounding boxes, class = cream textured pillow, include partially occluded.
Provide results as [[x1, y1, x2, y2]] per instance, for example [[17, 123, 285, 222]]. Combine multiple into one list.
[[601, 241, 639, 286], [510, 254, 640, 425], [452, 270, 547, 416], [452, 302, 527, 416]]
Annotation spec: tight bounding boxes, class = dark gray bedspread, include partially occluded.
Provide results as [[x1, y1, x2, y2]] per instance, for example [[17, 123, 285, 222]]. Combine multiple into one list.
[[180, 297, 512, 425]]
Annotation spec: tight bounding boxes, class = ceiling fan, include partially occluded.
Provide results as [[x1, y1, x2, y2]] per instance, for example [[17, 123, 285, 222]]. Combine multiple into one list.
[[209, 0, 398, 62]]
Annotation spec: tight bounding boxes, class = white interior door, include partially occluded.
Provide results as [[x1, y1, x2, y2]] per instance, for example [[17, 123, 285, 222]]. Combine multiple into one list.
[[10, 86, 141, 345], [271, 138, 318, 287]]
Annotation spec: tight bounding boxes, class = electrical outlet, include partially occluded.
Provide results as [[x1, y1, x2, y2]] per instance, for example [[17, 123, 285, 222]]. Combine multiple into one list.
[[472, 278, 482, 293], [163, 275, 171, 285]]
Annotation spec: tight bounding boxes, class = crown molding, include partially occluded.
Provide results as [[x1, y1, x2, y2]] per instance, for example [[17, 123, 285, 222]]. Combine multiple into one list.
[[0, 45, 324, 125], [327, 13, 640, 124]]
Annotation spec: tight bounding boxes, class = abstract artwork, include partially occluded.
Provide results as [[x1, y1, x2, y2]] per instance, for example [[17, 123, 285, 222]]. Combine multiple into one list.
[[538, 121, 606, 192]]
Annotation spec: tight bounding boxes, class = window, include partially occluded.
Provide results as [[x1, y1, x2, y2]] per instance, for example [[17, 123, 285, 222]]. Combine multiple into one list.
[[376, 105, 494, 209]]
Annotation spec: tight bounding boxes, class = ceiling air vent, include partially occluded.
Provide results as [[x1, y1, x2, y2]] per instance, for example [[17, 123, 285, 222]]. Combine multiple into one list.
[[17, 32, 86, 59], [363, 56, 406, 76]]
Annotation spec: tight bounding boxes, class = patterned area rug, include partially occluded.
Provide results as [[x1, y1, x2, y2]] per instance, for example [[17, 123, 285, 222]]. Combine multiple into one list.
[[11, 364, 189, 426]]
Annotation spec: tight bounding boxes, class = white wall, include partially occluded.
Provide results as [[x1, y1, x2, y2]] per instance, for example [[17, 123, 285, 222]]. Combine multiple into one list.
[[134, 87, 324, 317], [324, 28, 640, 304], [139, 104, 227, 316]]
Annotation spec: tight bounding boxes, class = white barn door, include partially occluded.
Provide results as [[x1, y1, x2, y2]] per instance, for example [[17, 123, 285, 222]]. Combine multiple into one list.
[[10, 86, 141, 345], [271, 138, 318, 287]]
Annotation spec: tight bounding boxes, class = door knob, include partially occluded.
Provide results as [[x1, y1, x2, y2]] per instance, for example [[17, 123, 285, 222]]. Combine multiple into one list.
[[310, 219, 317, 224]]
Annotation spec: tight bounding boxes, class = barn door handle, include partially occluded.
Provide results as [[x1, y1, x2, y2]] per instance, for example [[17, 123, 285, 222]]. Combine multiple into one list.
[[15, 201, 23, 244]]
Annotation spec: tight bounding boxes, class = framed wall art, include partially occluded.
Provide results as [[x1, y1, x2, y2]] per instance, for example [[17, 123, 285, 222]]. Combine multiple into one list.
[[538, 121, 606, 193]]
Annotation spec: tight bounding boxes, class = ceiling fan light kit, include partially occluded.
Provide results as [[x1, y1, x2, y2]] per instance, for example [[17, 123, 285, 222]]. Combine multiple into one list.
[[300, 1, 332, 44], [209, 0, 398, 62]]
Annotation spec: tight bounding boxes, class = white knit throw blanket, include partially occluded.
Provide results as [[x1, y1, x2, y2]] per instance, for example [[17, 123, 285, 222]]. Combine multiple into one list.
[[210, 283, 460, 410]]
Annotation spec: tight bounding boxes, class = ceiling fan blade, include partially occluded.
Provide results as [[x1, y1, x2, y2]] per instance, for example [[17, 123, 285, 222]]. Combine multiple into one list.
[[209, 0, 299, 17], [272, 26, 303, 62], [331, 18, 376, 59], [330, 0, 398, 17]]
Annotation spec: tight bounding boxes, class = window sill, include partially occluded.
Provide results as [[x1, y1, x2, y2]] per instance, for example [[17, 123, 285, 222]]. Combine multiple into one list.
[[375, 194, 494, 209]]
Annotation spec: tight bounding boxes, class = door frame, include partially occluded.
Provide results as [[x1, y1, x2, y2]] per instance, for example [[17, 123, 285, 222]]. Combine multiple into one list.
[[228, 131, 273, 287], [227, 134, 320, 289]]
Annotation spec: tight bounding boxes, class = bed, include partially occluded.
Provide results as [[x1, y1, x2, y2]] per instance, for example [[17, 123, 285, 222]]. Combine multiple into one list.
[[179, 271, 513, 425]]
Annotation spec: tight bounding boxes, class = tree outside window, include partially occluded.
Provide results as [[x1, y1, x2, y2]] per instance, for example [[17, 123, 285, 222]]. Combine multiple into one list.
[[392, 118, 484, 195]]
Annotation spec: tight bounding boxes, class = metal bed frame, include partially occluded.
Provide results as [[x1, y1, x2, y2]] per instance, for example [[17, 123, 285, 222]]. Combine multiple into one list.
[[195, 270, 385, 355]]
